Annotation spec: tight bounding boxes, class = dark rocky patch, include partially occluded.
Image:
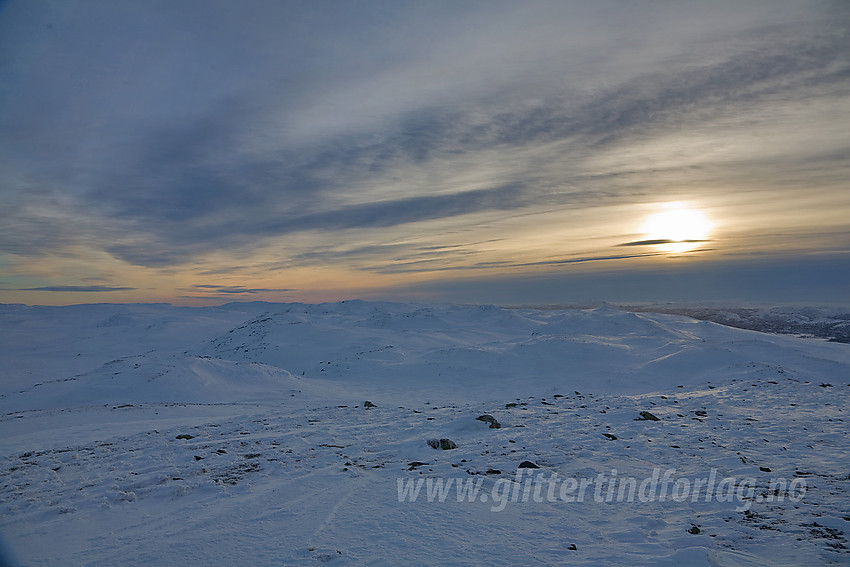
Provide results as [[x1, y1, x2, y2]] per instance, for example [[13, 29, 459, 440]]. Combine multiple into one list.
[[427, 438, 457, 450], [476, 414, 502, 429], [636, 411, 660, 421]]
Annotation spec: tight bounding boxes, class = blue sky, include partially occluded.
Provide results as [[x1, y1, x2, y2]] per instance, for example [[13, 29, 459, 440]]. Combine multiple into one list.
[[1, 1, 848, 305]]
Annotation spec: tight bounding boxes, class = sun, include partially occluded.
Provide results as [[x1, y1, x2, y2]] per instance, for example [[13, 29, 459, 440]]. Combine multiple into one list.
[[640, 203, 713, 253]]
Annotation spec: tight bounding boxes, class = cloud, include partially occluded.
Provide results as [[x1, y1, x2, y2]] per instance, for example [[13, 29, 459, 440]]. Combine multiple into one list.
[[372, 252, 662, 274], [619, 239, 709, 247], [265, 185, 524, 233], [0, 0, 848, 296], [188, 285, 295, 295], [12, 285, 135, 292], [100, 182, 527, 267]]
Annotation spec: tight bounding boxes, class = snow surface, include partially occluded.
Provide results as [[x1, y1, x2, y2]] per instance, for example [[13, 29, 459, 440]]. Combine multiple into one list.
[[1, 301, 849, 565]]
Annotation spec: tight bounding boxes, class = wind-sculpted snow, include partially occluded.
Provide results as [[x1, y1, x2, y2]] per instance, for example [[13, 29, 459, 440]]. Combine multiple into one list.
[[1, 301, 849, 565]]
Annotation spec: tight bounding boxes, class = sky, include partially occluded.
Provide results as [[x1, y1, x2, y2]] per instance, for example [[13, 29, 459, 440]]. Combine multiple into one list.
[[1, 0, 849, 306]]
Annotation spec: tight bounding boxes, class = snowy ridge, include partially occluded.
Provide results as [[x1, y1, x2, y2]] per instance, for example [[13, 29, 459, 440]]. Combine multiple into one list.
[[1, 302, 849, 565], [619, 304, 850, 344]]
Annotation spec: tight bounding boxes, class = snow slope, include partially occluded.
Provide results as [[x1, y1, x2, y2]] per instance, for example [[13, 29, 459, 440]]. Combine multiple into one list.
[[1, 301, 849, 565]]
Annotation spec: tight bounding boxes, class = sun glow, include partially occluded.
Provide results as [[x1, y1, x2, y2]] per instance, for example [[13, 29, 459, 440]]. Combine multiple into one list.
[[640, 203, 713, 253]]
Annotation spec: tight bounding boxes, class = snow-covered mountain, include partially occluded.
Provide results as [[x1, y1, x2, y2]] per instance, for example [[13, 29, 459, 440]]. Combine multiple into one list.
[[1, 301, 848, 565]]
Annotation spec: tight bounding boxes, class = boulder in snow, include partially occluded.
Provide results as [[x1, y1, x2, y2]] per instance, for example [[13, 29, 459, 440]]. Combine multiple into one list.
[[476, 414, 502, 429], [427, 438, 457, 450]]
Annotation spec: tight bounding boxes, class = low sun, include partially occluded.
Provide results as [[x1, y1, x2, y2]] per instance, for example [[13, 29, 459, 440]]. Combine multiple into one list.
[[640, 203, 713, 253]]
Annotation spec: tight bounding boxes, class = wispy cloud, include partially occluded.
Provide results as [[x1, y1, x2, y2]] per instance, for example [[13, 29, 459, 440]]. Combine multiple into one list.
[[619, 239, 709, 247], [188, 285, 295, 295], [11, 285, 135, 293], [1, 1, 848, 303]]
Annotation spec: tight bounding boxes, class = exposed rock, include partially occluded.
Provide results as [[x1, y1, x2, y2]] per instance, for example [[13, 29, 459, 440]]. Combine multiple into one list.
[[175, 434, 195, 440], [363, 400, 377, 408], [603, 433, 618, 440], [518, 460, 539, 469], [636, 411, 660, 421], [427, 438, 457, 450], [476, 414, 502, 429], [407, 461, 429, 471]]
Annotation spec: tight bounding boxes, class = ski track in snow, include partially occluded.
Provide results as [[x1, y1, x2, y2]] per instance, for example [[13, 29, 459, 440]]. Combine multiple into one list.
[[1, 301, 849, 566]]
